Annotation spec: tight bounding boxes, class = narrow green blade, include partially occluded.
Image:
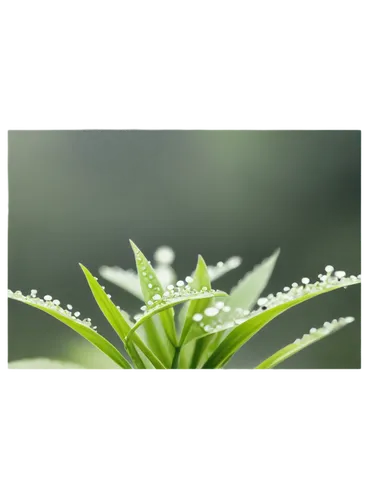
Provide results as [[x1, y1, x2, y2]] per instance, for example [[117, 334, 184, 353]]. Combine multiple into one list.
[[8, 290, 132, 369], [127, 289, 227, 343], [227, 249, 280, 311], [80, 264, 132, 343], [202, 272, 361, 368], [99, 265, 143, 300], [130, 240, 178, 347], [180, 255, 213, 345], [80, 265, 167, 368], [256, 317, 355, 369]]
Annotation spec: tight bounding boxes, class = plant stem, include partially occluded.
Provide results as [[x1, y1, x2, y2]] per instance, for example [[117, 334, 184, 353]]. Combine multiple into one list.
[[171, 346, 180, 369]]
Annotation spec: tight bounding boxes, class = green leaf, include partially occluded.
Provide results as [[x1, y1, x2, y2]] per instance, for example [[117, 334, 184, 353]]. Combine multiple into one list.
[[8, 290, 132, 369], [207, 256, 242, 281], [202, 273, 361, 368], [99, 265, 143, 300], [227, 249, 280, 311], [130, 240, 178, 348], [180, 255, 213, 345], [126, 289, 227, 344], [79, 264, 166, 368], [80, 264, 132, 343], [256, 317, 355, 369]]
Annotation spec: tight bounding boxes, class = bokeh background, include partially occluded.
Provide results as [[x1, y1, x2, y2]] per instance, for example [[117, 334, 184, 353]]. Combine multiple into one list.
[[8, 131, 361, 368]]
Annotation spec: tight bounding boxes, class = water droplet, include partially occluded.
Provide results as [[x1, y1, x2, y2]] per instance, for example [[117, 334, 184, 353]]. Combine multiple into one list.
[[31, 289, 38, 296], [176, 280, 184, 287], [154, 246, 175, 265], [201, 286, 208, 292], [223, 306, 231, 312], [301, 277, 310, 285], [167, 285, 174, 291], [335, 270, 346, 279], [283, 287, 290, 292], [140, 305, 147, 311], [74, 311, 80, 317], [216, 301, 224, 309], [325, 265, 334, 273], [291, 283, 298, 288], [44, 295, 52, 301], [152, 294, 162, 301], [147, 300, 153, 306], [204, 307, 219, 317], [193, 313, 203, 322], [67, 304, 73, 310], [107, 294, 111, 299], [185, 276, 193, 283], [217, 261, 224, 268], [257, 297, 268, 306], [149, 274, 153, 280], [52, 299, 60, 306], [148, 283, 153, 289]]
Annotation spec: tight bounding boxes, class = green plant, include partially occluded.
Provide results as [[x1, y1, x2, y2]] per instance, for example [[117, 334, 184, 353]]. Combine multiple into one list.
[[8, 241, 361, 369]]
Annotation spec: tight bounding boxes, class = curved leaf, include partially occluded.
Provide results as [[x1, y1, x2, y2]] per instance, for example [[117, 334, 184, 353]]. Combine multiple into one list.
[[202, 273, 361, 368], [8, 290, 132, 369], [227, 249, 280, 310], [127, 289, 227, 343], [99, 266, 143, 299], [130, 240, 178, 348], [80, 264, 132, 343], [256, 317, 355, 369], [180, 255, 212, 345]]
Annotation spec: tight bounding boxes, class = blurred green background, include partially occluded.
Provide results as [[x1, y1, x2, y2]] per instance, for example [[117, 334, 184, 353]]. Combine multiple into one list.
[[8, 131, 361, 368]]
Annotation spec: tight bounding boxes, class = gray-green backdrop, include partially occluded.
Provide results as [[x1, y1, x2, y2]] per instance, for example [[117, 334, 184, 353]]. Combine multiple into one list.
[[8, 131, 361, 368]]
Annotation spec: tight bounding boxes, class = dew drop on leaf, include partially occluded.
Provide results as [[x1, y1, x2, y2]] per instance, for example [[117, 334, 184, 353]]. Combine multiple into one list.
[[204, 307, 219, 317], [193, 313, 203, 322]]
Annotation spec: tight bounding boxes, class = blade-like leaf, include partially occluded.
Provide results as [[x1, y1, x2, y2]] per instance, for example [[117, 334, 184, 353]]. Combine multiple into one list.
[[130, 240, 178, 347], [180, 255, 212, 345], [202, 272, 361, 368], [256, 317, 355, 369], [227, 249, 280, 311], [80, 264, 132, 343], [79, 264, 166, 368], [99, 266, 143, 299], [207, 256, 242, 281], [127, 289, 227, 343], [8, 290, 132, 369]]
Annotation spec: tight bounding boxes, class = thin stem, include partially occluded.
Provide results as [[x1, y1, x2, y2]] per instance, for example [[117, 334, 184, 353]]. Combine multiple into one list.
[[171, 346, 181, 369]]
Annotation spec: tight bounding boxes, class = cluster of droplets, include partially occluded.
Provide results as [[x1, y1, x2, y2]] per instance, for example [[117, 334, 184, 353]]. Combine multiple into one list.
[[193, 266, 361, 335], [207, 256, 242, 281], [8, 289, 98, 330], [132, 275, 218, 322], [293, 316, 355, 345]]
